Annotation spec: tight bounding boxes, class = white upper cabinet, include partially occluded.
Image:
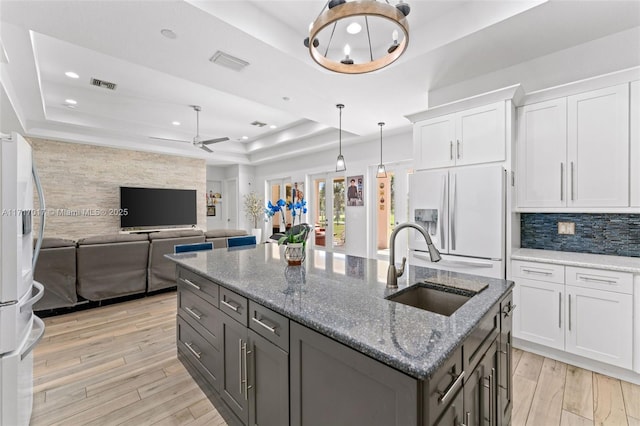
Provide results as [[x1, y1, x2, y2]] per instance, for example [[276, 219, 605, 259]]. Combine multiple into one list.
[[414, 102, 505, 170], [631, 80, 639, 207], [567, 84, 629, 207], [414, 115, 455, 170], [517, 98, 567, 207], [517, 83, 630, 209]]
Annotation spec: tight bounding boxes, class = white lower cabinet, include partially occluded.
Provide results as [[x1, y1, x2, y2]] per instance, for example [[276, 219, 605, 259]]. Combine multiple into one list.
[[513, 260, 634, 370], [513, 278, 564, 350], [565, 285, 633, 369]]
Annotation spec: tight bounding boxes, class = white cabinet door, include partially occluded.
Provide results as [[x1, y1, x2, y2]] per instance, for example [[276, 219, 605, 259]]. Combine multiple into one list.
[[565, 285, 633, 369], [567, 84, 629, 207], [630, 80, 639, 207], [516, 98, 567, 208], [413, 102, 506, 171], [456, 102, 506, 166], [513, 278, 564, 350], [414, 115, 455, 170]]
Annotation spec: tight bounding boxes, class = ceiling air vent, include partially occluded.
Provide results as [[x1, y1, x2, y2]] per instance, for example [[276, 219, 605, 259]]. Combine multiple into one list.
[[90, 78, 117, 90], [209, 51, 249, 72], [250, 121, 267, 127]]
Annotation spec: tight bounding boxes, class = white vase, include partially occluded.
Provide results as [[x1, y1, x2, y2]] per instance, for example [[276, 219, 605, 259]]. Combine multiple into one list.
[[251, 228, 262, 243], [284, 242, 305, 266]]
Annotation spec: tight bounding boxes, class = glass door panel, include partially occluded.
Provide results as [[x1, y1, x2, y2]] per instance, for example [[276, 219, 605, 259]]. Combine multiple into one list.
[[332, 177, 346, 249], [313, 178, 327, 247]]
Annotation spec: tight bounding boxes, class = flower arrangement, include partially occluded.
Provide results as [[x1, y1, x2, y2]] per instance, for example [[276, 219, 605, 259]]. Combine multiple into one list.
[[265, 199, 311, 245], [243, 191, 264, 229]]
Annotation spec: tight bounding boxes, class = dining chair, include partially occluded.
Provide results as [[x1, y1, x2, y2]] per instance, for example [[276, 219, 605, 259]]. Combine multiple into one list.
[[227, 235, 257, 248], [174, 242, 213, 254]]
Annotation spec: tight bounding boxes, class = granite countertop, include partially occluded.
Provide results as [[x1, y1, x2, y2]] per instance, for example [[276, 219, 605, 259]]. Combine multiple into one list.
[[167, 244, 513, 380], [512, 248, 640, 274]]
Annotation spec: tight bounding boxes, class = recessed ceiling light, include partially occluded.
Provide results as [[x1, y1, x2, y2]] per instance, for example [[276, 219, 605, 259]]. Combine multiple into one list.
[[172, 121, 181, 126], [65, 99, 77, 105], [65, 71, 79, 79], [346, 22, 362, 34], [269, 125, 277, 129], [160, 29, 177, 39], [241, 136, 249, 140]]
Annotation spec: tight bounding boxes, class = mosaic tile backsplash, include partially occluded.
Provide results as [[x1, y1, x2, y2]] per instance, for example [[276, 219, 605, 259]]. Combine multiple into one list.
[[520, 213, 640, 257]]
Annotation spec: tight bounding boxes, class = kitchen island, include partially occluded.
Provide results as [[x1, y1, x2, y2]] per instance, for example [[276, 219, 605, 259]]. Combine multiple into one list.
[[167, 244, 514, 426]]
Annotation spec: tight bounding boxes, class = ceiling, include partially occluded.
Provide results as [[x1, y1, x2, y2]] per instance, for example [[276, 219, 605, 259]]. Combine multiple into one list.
[[1, 0, 639, 166]]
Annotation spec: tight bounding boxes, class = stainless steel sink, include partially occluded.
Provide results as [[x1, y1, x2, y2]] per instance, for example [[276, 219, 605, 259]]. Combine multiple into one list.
[[386, 285, 472, 316]]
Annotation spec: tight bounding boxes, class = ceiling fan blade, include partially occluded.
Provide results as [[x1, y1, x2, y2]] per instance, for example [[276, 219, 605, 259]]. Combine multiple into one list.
[[149, 136, 190, 143], [199, 144, 214, 153], [201, 137, 229, 145]]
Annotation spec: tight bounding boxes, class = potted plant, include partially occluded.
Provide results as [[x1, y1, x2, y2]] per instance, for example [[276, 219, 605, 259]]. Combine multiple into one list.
[[243, 191, 264, 243], [265, 199, 310, 265]]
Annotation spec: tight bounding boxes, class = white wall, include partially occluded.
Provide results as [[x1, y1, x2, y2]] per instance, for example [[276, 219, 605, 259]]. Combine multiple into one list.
[[254, 129, 413, 257], [428, 26, 640, 107]]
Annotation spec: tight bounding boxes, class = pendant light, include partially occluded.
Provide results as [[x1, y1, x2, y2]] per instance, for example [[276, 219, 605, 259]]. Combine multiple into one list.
[[336, 104, 346, 172], [376, 122, 387, 178]]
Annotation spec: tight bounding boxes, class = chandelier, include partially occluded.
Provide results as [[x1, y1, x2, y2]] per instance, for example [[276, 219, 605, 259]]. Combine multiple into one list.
[[304, 0, 411, 74]]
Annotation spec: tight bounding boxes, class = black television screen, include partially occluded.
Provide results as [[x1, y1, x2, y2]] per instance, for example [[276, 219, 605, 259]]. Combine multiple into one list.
[[120, 187, 197, 228]]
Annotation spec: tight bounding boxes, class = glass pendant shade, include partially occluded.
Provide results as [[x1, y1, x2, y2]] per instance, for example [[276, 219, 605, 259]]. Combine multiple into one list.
[[335, 104, 346, 172], [376, 122, 386, 178]]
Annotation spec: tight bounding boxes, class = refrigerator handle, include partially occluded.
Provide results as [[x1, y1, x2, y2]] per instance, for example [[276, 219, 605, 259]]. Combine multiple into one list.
[[450, 174, 456, 251], [21, 315, 45, 361], [32, 162, 46, 270], [440, 175, 446, 251]]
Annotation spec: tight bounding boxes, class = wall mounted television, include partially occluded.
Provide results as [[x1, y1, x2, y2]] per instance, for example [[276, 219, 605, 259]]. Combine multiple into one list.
[[120, 187, 197, 229]]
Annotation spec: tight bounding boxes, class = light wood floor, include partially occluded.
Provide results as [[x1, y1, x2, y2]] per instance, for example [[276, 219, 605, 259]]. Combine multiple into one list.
[[32, 292, 640, 426]]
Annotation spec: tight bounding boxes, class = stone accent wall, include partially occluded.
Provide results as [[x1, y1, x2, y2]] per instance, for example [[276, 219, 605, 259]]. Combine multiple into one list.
[[521, 213, 640, 257], [29, 138, 206, 240]]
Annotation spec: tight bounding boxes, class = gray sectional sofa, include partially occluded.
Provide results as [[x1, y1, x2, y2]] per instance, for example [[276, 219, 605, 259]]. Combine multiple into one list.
[[33, 228, 248, 311]]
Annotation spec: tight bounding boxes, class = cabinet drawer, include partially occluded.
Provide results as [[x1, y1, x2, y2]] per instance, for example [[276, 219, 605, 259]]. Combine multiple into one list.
[[425, 345, 463, 424], [249, 301, 289, 352], [219, 287, 248, 326], [177, 267, 219, 307], [463, 303, 499, 374], [512, 260, 564, 284], [566, 266, 633, 295], [177, 316, 221, 391], [178, 288, 222, 350]]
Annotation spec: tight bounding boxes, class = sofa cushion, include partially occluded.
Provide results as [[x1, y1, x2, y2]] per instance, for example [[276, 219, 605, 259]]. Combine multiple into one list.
[[148, 229, 204, 240], [77, 233, 149, 245], [205, 229, 248, 238], [39, 237, 76, 249]]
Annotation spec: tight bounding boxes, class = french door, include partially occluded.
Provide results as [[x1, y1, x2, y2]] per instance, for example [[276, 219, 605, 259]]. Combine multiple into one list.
[[373, 162, 411, 260], [311, 173, 346, 251]]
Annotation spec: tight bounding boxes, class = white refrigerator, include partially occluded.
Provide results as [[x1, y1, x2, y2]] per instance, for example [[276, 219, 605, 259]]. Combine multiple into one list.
[[0, 132, 46, 426], [408, 164, 505, 279]]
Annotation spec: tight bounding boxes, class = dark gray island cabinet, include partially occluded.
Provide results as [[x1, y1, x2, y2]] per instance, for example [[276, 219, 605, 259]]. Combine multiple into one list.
[[173, 264, 513, 426]]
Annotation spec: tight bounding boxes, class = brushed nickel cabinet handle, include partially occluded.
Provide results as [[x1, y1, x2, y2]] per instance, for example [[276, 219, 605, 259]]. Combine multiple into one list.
[[570, 161, 574, 201], [558, 292, 562, 328], [185, 306, 202, 320], [437, 371, 465, 405], [185, 342, 201, 359], [238, 339, 243, 393], [568, 294, 572, 331], [456, 139, 461, 159], [181, 278, 201, 291], [221, 299, 240, 312], [560, 163, 564, 201], [252, 316, 277, 334]]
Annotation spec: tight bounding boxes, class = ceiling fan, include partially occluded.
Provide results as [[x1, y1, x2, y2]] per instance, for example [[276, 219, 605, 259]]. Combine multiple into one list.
[[150, 105, 229, 153]]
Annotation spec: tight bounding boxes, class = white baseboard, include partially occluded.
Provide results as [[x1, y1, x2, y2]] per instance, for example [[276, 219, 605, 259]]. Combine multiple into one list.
[[513, 337, 640, 386]]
